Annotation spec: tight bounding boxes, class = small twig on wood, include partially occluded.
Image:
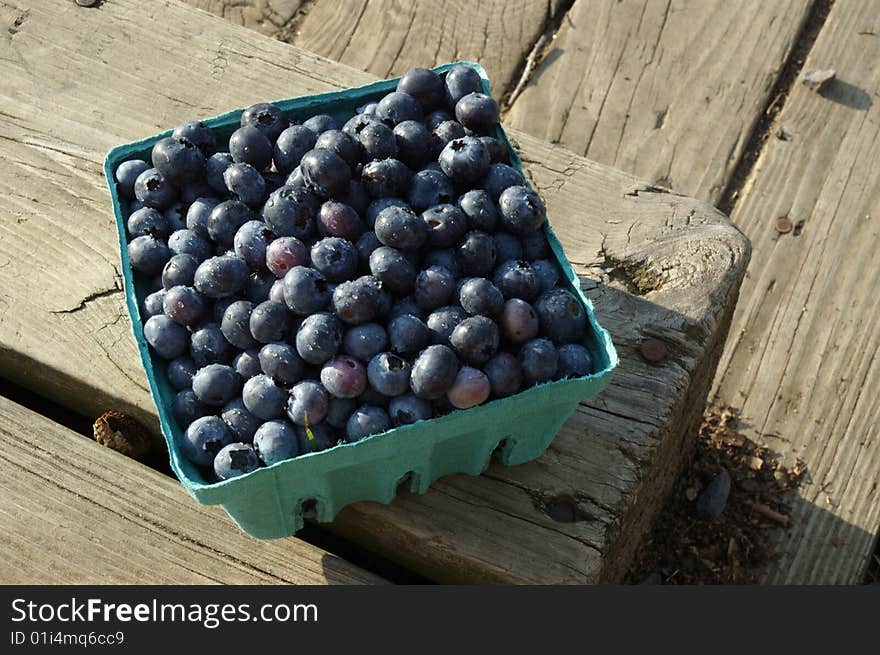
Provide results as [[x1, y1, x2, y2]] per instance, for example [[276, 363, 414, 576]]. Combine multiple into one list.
[[748, 501, 791, 526], [504, 33, 551, 110]]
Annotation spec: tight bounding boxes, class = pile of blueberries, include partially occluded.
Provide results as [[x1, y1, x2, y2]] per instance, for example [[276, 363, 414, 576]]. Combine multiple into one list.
[[117, 65, 594, 483]]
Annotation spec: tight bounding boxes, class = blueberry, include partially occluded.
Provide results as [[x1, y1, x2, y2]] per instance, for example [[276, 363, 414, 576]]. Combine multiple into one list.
[[414, 265, 455, 312], [369, 246, 416, 295], [521, 233, 550, 261], [185, 197, 221, 238], [519, 338, 558, 384], [144, 314, 188, 359], [455, 92, 499, 132], [300, 148, 351, 198], [367, 352, 411, 397], [355, 231, 382, 268], [192, 363, 241, 406], [388, 393, 433, 426], [190, 322, 233, 367], [479, 163, 525, 201], [345, 405, 391, 442], [479, 136, 506, 164], [407, 169, 455, 212], [167, 356, 197, 390], [557, 343, 593, 379], [388, 314, 430, 356], [268, 278, 285, 303], [303, 114, 341, 136], [432, 120, 467, 156], [282, 266, 331, 315], [444, 64, 483, 106], [439, 136, 490, 184], [365, 197, 409, 228], [425, 109, 454, 131], [172, 389, 210, 428], [143, 289, 166, 318], [499, 185, 546, 235], [358, 387, 390, 408], [456, 230, 496, 277], [315, 129, 363, 169], [273, 124, 317, 175], [223, 162, 266, 207], [458, 277, 503, 317], [421, 204, 468, 248], [259, 342, 304, 385], [361, 158, 411, 198], [296, 422, 339, 453], [183, 415, 233, 467], [536, 288, 587, 344], [531, 259, 559, 293], [422, 248, 461, 277], [173, 120, 216, 156], [253, 420, 301, 465], [214, 442, 260, 480], [233, 220, 272, 269], [494, 259, 539, 301], [167, 229, 212, 261], [342, 323, 388, 361], [389, 296, 425, 320], [483, 352, 523, 398], [162, 285, 204, 326], [194, 255, 249, 299], [152, 136, 206, 184], [358, 122, 398, 161], [338, 179, 370, 216], [128, 205, 169, 240], [221, 398, 263, 443], [287, 380, 329, 426], [393, 120, 433, 169], [134, 167, 177, 210], [358, 102, 378, 115], [262, 185, 319, 239], [456, 190, 497, 233], [447, 366, 491, 409], [326, 397, 357, 430], [426, 305, 468, 345], [116, 160, 151, 200], [295, 312, 342, 365], [162, 202, 189, 233], [241, 102, 288, 142], [332, 276, 381, 325], [229, 125, 273, 170], [249, 300, 292, 343], [310, 237, 358, 282], [206, 152, 235, 195], [397, 67, 445, 110], [266, 236, 309, 279], [375, 91, 423, 126], [318, 201, 366, 241], [241, 373, 287, 420], [500, 298, 539, 344], [450, 315, 499, 365], [233, 348, 263, 381], [207, 199, 253, 248], [374, 205, 428, 250], [490, 232, 522, 265], [218, 300, 256, 349], [321, 355, 368, 399], [245, 270, 275, 304], [410, 344, 460, 400], [128, 235, 170, 275], [342, 113, 383, 138]]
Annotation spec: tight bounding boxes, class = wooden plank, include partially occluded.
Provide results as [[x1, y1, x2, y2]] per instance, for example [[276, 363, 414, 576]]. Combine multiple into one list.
[[0, 0, 749, 583], [711, 1, 880, 584], [226, 0, 563, 101], [0, 395, 384, 584], [185, 1, 303, 38], [505, 0, 815, 204]]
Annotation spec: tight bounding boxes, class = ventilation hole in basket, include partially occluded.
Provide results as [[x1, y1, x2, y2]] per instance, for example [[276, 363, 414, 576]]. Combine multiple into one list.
[[301, 498, 317, 520], [396, 471, 414, 494], [492, 438, 510, 459], [545, 495, 579, 523]]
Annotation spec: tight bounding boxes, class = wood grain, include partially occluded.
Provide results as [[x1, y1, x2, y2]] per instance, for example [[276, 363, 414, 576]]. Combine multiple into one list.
[[712, 1, 880, 584], [185, 0, 303, 37], [0, 0, 749, 583], [0, 395, 384, 584], [505, 0, 815, 204]]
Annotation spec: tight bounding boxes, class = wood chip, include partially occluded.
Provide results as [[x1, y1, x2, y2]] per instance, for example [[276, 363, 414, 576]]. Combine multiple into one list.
[[685, 486, 698, 501], [801, 68, 836, 91], [93, 410, 151, 460], [747, 456, 764, 471], [749, 501, 791, 526]]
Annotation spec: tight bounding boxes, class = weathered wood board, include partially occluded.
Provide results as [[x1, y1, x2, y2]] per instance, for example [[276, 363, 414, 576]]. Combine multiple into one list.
[[505, 0, 816, 204], [0, 0, 749, 583], [711, 1, 880, 584], [185, 0, 564, 100], [0, 395, 384, 584]]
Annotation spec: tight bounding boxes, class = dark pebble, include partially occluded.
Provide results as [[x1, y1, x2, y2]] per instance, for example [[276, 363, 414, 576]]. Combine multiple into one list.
[[695, 469, 731, 519]]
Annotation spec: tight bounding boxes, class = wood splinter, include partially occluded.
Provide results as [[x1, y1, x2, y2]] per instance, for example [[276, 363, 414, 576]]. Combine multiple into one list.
[[748, 501, 791, 526]]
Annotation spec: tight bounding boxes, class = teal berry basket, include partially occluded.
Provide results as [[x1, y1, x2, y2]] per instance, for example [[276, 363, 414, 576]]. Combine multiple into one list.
[[104, 62, 618, 538]]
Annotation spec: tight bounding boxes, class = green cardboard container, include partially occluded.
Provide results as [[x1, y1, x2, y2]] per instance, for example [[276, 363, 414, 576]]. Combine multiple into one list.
[[104, 62, 618, 538]]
